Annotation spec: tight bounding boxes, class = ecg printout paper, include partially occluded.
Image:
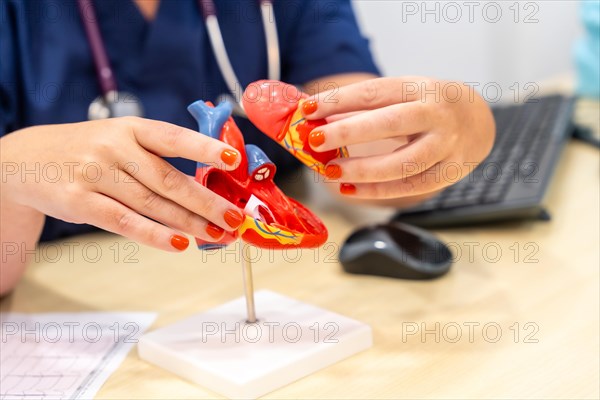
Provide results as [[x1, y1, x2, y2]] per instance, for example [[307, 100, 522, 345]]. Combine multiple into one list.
[[0, 312, 156, 400]]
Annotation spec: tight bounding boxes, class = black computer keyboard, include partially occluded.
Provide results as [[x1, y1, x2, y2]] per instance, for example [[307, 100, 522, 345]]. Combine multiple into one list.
[[393, 95, 576, 228]]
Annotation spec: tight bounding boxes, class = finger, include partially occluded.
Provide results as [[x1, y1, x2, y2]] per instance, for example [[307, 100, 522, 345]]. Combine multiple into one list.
[[126, 117, 240, 170], [325, 134, 446, 183], [98, 171, 225, 242], [337, 161, 455, 199], [302, 76, 427, 120], [83, 192, 191, 252], [309, 102, 432, 152], [324, 110, 364, 123], [130, 150, 245, 232]]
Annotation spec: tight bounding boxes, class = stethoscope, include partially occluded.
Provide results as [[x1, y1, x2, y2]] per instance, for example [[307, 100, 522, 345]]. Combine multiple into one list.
[[77, 0, 280, 120]]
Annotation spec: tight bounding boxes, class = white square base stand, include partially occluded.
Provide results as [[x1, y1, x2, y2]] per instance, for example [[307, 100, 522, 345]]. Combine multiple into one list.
[[138, 290, 372, 399]]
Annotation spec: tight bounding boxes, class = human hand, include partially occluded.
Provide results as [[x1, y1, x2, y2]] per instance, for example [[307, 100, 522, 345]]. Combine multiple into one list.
[[0, 117, 245, 251], [301, 76, 496, 199]]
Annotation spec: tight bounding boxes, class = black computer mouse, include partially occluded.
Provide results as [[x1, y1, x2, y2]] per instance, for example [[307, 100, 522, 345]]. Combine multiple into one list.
[[339, 222, 453, 280]]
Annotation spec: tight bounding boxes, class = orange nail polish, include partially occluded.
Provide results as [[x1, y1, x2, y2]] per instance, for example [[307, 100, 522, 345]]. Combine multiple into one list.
[[325, 164, 342, 180], [206, 223, 224, 239], [309, 131, 325, 148], [224, 209, 244, 229], [340, 183, 356, 195], [220, 149, 238, 166], [170, 235, 189, 251], [302, 100, 318, 116]]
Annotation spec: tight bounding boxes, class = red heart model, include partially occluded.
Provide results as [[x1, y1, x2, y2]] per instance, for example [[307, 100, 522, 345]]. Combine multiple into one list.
[[188, 100, 327, 250], [242, 80, 349, 176]]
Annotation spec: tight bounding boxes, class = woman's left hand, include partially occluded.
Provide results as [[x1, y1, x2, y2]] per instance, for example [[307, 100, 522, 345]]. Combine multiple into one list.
[[301, 76, 496, 199]]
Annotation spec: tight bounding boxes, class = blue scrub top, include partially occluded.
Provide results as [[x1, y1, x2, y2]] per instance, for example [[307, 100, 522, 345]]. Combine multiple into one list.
[[1, 0, 379, 241]]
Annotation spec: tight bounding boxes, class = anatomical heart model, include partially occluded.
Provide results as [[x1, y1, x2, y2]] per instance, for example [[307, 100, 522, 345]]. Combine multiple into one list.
[[242, 80, 349, 176], [138, 86, 371, 399], [188, 99, 328, 250]]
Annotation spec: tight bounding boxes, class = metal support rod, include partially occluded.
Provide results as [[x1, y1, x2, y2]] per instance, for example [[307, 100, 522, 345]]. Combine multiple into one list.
[[240, 241, 257, 323]]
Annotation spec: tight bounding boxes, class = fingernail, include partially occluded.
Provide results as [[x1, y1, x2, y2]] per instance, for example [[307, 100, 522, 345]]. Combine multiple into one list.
[[340, 183, 356, 195], [170, 235, 189, 251], [325, 164, 342, 180], [220, 149, 238, 166], [224, 209, 244, 229], [309, 130, 325, 148], [206, 223, 224, 239], [302, 100, 318, 116]]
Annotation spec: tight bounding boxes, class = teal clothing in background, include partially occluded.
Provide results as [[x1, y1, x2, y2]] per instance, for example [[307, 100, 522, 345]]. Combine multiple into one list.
[[575, 1, 600, 98]]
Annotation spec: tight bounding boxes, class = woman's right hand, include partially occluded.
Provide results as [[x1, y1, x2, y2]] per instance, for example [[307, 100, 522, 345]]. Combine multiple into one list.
[[0, 117, 245, 252]]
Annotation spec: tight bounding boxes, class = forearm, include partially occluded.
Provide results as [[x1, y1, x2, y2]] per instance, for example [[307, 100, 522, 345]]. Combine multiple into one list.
[[0, 196, 45, 296]]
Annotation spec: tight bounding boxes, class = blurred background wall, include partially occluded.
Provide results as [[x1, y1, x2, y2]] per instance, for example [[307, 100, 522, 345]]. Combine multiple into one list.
[[352, 0, 583, 102]]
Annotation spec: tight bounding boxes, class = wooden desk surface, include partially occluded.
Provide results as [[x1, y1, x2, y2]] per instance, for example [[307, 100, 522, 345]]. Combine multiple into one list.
[[2, 108, 599, 399]]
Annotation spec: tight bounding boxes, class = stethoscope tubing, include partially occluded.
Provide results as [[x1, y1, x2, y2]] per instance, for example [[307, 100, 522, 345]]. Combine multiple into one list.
[[77, 0, 118, 96], [77, 0, 280, 118], [260, 0, 280, 81]]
